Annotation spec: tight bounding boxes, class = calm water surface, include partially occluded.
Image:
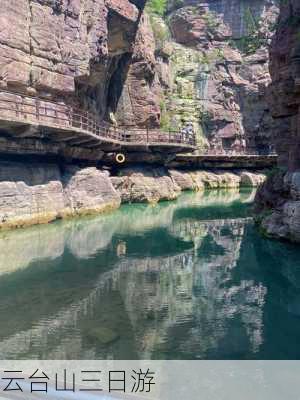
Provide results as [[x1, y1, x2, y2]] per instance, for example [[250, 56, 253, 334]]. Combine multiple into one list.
[[1, 188, 300, 359]]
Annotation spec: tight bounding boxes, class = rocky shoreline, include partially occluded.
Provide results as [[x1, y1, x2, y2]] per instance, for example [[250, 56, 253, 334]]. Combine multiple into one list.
[[0, 161, 266, 230], [255, 171, 300, 243], [253, 0, 300, 243]]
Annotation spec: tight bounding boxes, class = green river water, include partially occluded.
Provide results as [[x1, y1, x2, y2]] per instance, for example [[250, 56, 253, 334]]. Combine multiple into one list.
[[1, 188, 300, 359]]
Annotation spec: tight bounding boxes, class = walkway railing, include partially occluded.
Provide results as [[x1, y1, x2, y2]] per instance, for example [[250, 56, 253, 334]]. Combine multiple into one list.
[[197, 148, 277, 157], [0, 90, 196, 149]]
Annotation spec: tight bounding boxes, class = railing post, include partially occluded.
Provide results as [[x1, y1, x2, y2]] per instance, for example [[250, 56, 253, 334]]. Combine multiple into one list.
[[36, 99, 40, 122], [69, 107, 72, 127], [16, 102, 19, 119]]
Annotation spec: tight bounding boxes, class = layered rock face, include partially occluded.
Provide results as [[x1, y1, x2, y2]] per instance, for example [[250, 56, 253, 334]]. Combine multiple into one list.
[[0, 0, 143, 118], [0, 162, 121, 229], [113, 13, 162, 127], [255, 1, 300, 242], [0, 0, 279, 146], [111, 167, 265, 203], [0, 162, 265, 229], [148, 0, 279, 151]]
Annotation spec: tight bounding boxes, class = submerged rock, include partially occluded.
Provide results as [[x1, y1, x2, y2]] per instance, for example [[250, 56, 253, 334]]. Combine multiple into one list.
[[86, 327, 120, 345]]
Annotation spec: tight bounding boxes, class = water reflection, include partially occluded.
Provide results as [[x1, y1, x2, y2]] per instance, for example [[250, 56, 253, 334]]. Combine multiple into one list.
[[1, 188, 300, 359]]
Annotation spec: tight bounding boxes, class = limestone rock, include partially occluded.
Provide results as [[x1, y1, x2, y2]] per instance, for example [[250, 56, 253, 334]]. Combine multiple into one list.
[[256, 171, 300, 242], [189, 171, 241, 189], [239, 172, 266, 187], [169, 169, 195, 190], [111, 167, 181, 203], [63, 167, 121, 216], [0, 162, 121, 229], [0, 0, 143, 126], [114, 13, 161, 128]]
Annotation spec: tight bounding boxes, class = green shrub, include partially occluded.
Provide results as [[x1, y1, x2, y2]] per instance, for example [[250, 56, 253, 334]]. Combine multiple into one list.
[[146, 0, 167, 16]]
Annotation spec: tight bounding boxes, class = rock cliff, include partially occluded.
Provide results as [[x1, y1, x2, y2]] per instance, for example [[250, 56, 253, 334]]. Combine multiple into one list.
[[0, 0, 144, 119], [255, 1, 300, 242], [0, 0, 276, 229], [0, 0, 279, 146], [143, 0, 279, 152]]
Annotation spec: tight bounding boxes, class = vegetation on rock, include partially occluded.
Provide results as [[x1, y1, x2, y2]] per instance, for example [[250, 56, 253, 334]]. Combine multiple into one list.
[[230, 7, 271, 54], [146, 0, 168, 16]]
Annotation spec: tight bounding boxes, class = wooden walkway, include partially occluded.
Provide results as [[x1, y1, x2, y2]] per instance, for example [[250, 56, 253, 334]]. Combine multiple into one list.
[[0, 90, 196, 152]]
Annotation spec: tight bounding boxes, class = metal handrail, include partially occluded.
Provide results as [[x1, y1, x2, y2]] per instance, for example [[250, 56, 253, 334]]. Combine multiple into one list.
[[0, 90, 196, 148], [197, 148, 278, 157]]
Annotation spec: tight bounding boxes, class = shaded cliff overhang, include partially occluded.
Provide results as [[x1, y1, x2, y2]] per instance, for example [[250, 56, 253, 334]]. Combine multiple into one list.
[[106, 0, 140, 22]]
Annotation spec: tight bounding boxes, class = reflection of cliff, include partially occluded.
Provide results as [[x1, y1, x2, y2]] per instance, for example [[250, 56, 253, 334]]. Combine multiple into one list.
[[0, 189, 263, 359], [113, 218, 266, 359], [0, 189, 255, 275]]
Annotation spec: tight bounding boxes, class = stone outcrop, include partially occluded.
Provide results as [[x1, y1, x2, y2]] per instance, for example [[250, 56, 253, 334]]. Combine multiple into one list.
[[256, 171, 300, 242], [0, 160, 267, 230], [255, 1, 300, 242], [240, 171, 266, 187], [111, 167, 181, 203], [0, 162, 121, 229], [111, 167, 266, 204]]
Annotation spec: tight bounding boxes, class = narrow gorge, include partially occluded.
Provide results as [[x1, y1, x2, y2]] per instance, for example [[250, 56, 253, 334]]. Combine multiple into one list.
[[0, 0, 280, 229]]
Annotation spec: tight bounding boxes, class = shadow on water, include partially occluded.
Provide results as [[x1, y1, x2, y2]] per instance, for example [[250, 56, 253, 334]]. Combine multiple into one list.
[[1, 188, 300, 359]]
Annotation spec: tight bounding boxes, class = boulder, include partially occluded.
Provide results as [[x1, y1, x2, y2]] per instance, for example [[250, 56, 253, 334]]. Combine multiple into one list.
[[111, 167, 181, 203], [0, 162, 121, 229], [169, 169, 195, 190], [240, 172, 266, 187]]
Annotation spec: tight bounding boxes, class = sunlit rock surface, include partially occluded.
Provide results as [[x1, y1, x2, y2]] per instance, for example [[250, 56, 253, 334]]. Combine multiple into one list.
[[111, 167, 266, 204], [0, 162, 121, 229], [111, 166, 181, 203], [151, 0, 279, 151], [0, 159, 266, 228]]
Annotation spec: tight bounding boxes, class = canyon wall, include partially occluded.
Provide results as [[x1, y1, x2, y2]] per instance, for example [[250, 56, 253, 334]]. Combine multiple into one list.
[[0, 0, 279, 229], [154, 0, 279, 152], [0, 0, 279, 149], [255, 1, 300, 242], [0, 0, 144, 118]]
